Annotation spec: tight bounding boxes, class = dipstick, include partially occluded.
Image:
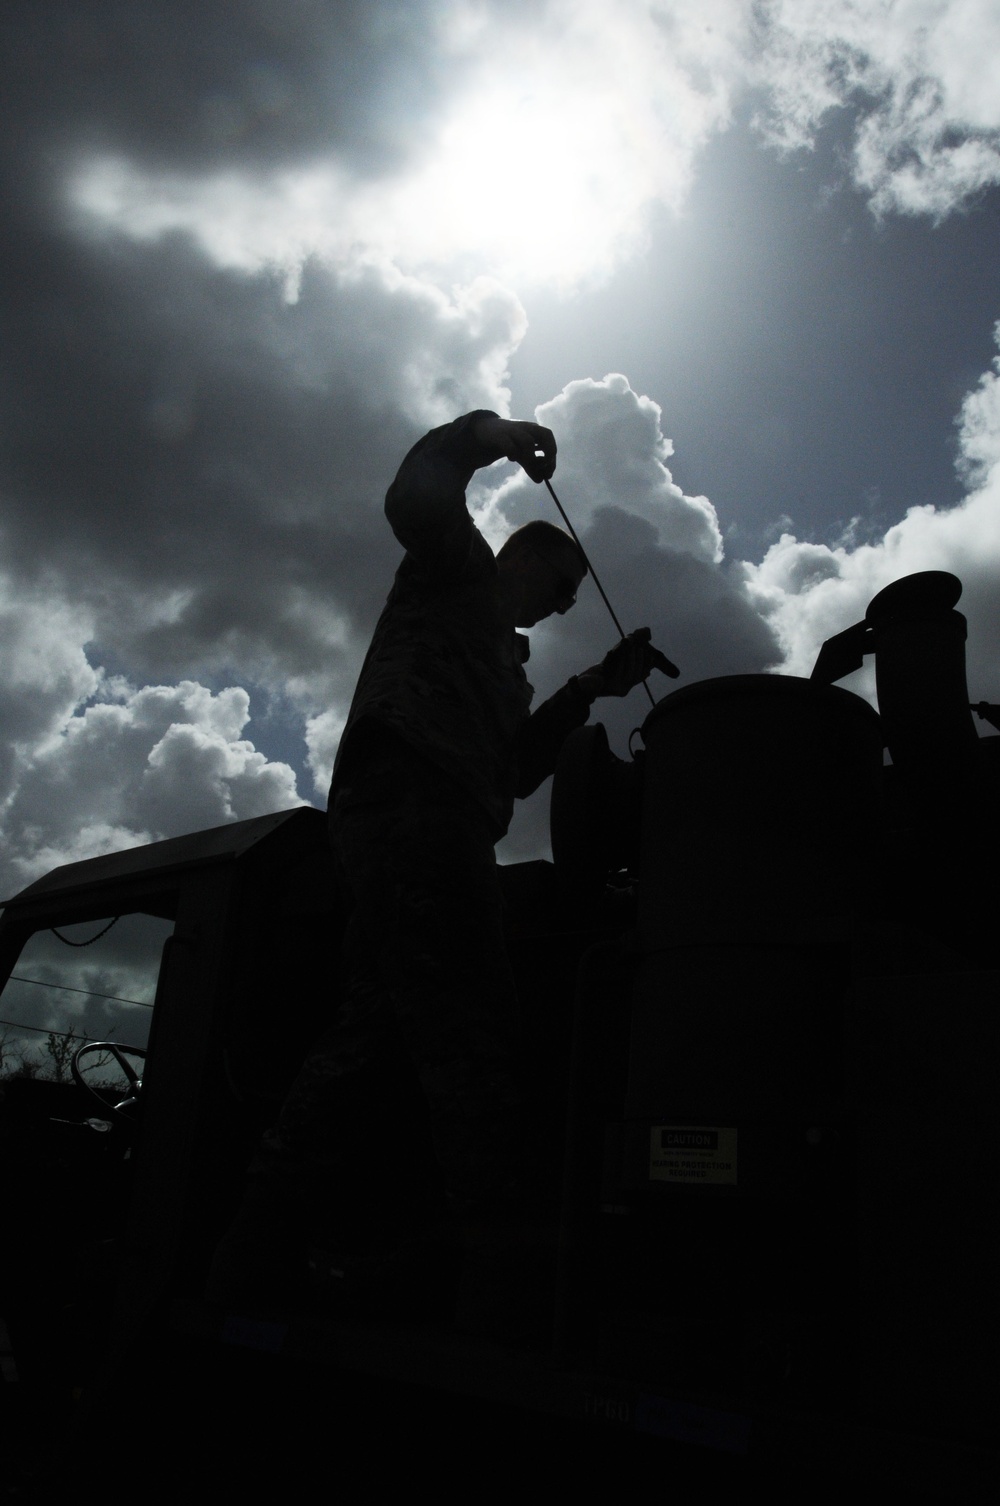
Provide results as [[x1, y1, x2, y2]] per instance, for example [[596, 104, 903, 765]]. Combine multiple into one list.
[[544, 477, 657, 708]]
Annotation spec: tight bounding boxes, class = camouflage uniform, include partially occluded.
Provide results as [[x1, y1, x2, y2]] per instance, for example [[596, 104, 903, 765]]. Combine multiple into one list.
[[260, 413, 591, 1236], [332, 410, 588, 831]]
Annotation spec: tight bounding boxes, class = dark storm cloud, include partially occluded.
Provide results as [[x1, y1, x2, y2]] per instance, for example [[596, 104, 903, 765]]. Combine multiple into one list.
[[0, 0, 491, 708], [1, 209, 525, 701], [0, 0, 532, 886], [529, 511, 781, 737], [3, 221, 392, 672], [2, 0, 451, 180]]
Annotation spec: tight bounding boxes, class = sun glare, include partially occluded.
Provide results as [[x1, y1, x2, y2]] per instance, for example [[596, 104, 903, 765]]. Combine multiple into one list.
[[67, 26, 713, 296], [381, 81, 658, 287]]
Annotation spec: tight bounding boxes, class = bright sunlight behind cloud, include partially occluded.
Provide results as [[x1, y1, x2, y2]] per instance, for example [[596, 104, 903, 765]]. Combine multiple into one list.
[[70, 0, 749, 292]]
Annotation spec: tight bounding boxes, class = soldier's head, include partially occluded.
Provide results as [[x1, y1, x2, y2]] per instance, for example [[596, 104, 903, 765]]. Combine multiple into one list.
[[496, 521, 587, 627]]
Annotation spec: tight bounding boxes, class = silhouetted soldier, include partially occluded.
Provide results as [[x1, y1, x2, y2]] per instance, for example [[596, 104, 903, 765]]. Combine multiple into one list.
[[209, 411, 673, 1326]]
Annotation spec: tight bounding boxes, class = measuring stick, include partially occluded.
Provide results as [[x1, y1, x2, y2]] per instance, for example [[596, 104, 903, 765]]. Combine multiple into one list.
[[544, 478, 657, 708]]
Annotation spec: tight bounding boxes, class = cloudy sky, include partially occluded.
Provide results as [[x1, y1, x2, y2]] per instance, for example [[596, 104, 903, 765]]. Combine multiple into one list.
[[2, 1, 1000, 1043]]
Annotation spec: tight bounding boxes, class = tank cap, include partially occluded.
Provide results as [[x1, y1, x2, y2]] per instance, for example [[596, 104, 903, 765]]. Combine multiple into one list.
[[865, 570, 962, 624]]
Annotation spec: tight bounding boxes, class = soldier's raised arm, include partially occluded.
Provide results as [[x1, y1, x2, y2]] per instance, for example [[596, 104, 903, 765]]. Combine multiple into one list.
[[385, 412, 556, 567]]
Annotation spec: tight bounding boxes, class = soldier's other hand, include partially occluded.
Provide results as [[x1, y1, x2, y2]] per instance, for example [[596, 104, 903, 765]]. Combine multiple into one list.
[[590, 628, 680, 697], [477, 416, 556, 483]]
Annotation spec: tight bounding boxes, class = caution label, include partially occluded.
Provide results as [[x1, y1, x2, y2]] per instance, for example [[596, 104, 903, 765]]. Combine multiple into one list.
[[649, 1126, 737, 1186]]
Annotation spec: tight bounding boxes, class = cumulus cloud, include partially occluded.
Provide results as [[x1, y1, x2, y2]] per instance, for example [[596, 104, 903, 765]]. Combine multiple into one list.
[[304, 706, 347, 802], [753, 0, 1000, 216], [956, 320, 1000, 486], [496, 336, 1000, 859], [1, 677, 303, 893], [2, 0, 999, 901], [744, 485, 1000, 701], [0, 577, 100, 806], [481, 374, 724, 561], [741, 323, 1000, 703], [487, 373, 781, 860]]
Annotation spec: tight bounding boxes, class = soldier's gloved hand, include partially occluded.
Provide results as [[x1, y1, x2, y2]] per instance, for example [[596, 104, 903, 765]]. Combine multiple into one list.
[[475, 415, 557, 483], [585, 628, 679, 698]]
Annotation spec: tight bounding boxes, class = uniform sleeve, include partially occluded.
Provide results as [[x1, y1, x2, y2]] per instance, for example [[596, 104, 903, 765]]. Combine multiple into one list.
[[512, 678, 593, 799], [384, 410, 507, 573]]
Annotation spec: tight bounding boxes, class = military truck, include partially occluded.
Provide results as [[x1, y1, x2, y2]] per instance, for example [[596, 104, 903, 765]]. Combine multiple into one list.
[[1, 571, 997, 1499]]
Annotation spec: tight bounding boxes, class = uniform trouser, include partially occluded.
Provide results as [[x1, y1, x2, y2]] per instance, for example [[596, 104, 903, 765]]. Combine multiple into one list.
[[255, 735, 523, 1240]]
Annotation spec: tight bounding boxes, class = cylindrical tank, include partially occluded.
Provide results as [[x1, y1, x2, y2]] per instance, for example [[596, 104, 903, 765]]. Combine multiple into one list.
[[636, 674, 883, 952], [583, 678, 881, 1390], [627, 672, 881, 1157]]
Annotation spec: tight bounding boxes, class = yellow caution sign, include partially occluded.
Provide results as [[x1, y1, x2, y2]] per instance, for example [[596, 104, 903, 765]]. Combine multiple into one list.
[[649, 1125, 737, 1186]]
